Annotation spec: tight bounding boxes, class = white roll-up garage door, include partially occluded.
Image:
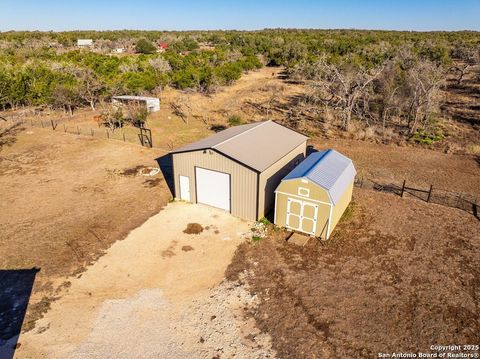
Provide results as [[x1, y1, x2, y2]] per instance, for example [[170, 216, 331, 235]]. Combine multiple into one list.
[[195, 167, 230, 211]]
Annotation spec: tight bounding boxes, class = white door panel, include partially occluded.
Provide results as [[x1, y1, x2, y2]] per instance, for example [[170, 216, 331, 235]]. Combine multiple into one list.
[[286, 198, 318, 235], [179, 175, 190, 201], [195, 167, 230, 211]]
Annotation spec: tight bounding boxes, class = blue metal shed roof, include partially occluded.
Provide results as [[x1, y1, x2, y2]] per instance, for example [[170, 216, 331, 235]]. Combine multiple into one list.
[[282, 149, 356, 205]]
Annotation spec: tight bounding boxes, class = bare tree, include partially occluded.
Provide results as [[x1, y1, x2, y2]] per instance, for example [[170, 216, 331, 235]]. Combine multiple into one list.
[[78, 68, 103, 111], [52, 83, 80, 116], [308, 57, 384, 130], [67, 66, 103, 110], [449, 46, 479, 85], [265, 90, 278, 120], [148, 57, 172, 74], [171, 96, 191, 124], [405, 61, 445, 134], [98, 103, 124, 131], [124, 102, 148, 127], [376, 61, 401, 132]]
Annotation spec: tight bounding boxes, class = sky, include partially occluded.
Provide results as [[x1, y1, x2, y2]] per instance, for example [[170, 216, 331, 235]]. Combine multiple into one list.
[[0, 0, 479, 32]]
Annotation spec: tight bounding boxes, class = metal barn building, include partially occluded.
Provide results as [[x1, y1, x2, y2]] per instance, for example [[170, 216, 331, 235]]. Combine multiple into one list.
[[274, 149, 356, 239], [77, 39, 93, 47], [112, 95, 161, 113], [171, 121, 308, 220]]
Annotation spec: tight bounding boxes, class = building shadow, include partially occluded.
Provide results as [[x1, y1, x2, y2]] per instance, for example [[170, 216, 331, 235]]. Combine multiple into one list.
[[263, 152, 306, 221], [0, 268, 39, 359], [155, 153, 175, 197], [306, 145, 318, 156]]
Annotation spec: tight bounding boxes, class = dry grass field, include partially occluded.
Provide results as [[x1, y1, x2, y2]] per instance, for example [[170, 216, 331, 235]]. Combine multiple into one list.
[[227, 189, 480, 358], [0, 128, 171, 333]]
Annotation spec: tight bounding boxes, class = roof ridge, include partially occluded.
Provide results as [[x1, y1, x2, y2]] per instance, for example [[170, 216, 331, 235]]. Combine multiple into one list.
[[212, 120, 270, 149], [304, 149, 331, 177]]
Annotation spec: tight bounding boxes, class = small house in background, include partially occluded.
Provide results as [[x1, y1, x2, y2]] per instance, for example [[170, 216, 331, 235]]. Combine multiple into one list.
[[112, 47, 125, 53], [77, 39, 93, 48], [171, 121, 308, 221], [274, 149, 356, 240], [157, 42, 168, 52], [112, 95, 160, 113]]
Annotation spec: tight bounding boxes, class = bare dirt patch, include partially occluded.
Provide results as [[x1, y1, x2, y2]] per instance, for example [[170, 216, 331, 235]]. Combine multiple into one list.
[[227, 189, 480, 358], [310, 138, 480, 197], [0, 128, 170, 334], [16, 202, 262, 359], [184, 223, 204, 234]]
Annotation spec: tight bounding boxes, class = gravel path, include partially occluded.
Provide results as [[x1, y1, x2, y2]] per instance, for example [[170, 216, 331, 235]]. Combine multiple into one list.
[[16, 202, 275, 358]]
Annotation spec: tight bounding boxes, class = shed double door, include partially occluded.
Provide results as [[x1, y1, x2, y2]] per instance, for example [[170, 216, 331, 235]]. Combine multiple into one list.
[[286, 198, 318, 235]]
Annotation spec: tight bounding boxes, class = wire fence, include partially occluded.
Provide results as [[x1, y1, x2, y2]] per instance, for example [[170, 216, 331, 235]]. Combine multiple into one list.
[[355, 177, 479, 219], [9, 116, 156, 149]]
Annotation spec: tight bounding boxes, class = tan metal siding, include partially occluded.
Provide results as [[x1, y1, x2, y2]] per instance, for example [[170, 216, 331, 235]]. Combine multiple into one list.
[[274, 179, 353, 238], [275, 178, 331, 237], [329, 181, 354, 234], [258, 142, 306, 219], [172, 150, 257, 220]]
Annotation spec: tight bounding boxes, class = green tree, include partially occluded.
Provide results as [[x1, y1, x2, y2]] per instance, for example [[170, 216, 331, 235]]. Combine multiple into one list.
[[135, 39, 157, 54]]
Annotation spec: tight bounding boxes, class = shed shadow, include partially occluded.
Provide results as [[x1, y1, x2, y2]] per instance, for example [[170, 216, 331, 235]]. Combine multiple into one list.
[[155, 153, 175, 197], [263, 152, 305, 219], [306, 145, 319, 156], [0, 268, 39, 359]]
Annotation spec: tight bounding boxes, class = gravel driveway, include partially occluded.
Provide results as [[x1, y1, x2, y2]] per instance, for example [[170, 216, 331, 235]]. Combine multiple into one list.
[[16, 202, 275, 359]]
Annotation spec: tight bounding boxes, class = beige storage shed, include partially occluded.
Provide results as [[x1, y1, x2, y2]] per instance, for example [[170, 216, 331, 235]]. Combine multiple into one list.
[[274, 149, 356, 239], [171, 121, 308, 221]]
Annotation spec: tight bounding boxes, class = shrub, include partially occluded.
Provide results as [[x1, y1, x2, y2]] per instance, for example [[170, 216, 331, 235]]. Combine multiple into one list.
[[135, 39, 157, 54], [410, 129, 445, 145], [228, 115, 243, 126], [258, 217, 271, 226]]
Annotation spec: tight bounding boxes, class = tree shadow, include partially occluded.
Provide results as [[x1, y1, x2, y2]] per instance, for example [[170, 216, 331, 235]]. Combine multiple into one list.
[[0, 122, 25, 150], [155, 153, 174, 197], [0, 268, 39, 359]]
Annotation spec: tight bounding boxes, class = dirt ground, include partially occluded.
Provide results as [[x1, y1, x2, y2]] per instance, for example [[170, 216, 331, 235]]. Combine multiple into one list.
[[0, 127, 171, 335], [310, 138, 480, 197], [226, 188, 480, 358], [15, 202, 275, 359]]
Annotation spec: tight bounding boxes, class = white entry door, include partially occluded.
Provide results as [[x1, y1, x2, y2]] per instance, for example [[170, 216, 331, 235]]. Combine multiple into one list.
[[179, 175, 191, 201], [286, 198, 318, 235], [195, 167, 230, 211]]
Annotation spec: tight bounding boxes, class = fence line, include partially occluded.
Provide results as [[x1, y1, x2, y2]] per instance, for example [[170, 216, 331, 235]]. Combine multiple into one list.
[[11, 117, 155, 149], [355, 177, 479, 220]]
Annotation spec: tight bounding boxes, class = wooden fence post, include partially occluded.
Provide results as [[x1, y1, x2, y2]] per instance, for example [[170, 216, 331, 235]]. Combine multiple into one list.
[[123, 132, 125, 142], [77, 126, 80, 135], [63, 124, 66, 132], [427, 185, 433, 202], [106, 130, 109, 139], [41, 120, 44, 128], [91, 128, 94, 136], [401, 180, 406, 198]]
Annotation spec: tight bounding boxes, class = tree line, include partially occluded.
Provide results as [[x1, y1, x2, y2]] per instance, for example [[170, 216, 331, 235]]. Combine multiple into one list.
[[0, 29, 478, 138]]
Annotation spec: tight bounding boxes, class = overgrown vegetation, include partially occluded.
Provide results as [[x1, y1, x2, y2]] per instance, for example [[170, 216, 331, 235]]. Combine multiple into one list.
[[0, 29, 478, 140]]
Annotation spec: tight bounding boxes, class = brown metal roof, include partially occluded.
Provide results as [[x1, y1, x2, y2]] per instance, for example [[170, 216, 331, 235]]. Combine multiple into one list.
[[171, 121, 308, 172]]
